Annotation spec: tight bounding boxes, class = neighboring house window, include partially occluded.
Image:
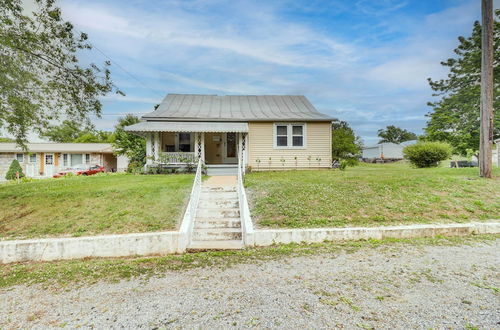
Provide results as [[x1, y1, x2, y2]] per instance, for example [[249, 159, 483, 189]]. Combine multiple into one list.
[[29, 154, 37, 163], [15, 153, 24, 163], [85, 154, 90, 164], [71, 154, 83, 166], [63, 154, 69, 167], [45, 154, 54, 165], [274, 123, 306, 148]]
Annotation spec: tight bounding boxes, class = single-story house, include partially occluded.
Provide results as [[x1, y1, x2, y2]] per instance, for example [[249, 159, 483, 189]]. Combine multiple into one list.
[[362, 140, 417, 160], [125, 94, 334, 172], [0, 143, 129, 179]]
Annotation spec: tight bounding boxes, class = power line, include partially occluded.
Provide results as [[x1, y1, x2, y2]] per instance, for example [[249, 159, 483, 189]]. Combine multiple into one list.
[[90, 42, 164, 99]]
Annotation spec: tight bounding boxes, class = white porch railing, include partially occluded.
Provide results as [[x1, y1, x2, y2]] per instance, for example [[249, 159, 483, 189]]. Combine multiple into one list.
[[237, 155, 254, 246], [177, 158, 203, 252], [158, 152, 197, 164]]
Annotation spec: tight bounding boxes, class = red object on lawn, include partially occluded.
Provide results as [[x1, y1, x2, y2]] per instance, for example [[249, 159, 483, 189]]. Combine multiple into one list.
[[53, 164, 105, 178]]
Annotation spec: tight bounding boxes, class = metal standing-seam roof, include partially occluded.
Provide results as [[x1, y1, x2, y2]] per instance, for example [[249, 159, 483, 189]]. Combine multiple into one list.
[[0, 143, 115, 153], [141, 94, 334, 121]]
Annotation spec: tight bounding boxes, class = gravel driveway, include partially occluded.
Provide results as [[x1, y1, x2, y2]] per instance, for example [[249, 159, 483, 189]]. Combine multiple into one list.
[[1, 239, 499, 329]]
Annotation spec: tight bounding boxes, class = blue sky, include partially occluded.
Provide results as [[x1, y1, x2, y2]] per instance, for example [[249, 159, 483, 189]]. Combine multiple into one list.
[[54, 0, 499, 145]]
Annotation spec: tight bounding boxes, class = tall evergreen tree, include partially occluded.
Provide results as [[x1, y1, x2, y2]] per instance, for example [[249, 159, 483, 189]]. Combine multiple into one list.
[[425, 10, 500, 156]]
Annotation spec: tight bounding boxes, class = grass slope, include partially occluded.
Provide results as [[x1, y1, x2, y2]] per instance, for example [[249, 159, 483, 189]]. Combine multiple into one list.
[[246, 163, 500, 228], [0, 174, 193, 239]]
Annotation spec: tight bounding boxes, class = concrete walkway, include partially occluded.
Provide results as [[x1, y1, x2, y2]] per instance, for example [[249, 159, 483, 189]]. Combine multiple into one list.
[[203, 175, 237, 187]]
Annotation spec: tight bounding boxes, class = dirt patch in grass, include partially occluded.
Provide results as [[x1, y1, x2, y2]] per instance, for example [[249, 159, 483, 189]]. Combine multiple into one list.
[[0, 174, 193, 240], [245, 163, 500, 228]]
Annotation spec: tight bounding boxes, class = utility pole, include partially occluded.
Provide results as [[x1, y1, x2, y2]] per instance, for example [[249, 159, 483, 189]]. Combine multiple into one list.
[[479, 0, 494, 178]]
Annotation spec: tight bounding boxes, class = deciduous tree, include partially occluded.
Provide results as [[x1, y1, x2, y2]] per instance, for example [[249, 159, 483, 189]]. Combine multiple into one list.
[[377, 125, 417, 144], [0, 0, 122, 147]]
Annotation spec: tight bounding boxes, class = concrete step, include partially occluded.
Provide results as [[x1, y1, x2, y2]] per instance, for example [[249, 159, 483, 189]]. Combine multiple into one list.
[[206, 167, 238, 176], [194, 219, 241, 229], [187, 240, 244, 251], [192, 228, 242, 241], [200, 192, 238, 200], [198, 200, 239, 209], [202, 187, 236, 193], [196, 208, 239, 218]]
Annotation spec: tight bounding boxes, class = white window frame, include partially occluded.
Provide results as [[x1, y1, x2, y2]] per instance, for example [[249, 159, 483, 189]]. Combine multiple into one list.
[[15, 153, 24, 163], [85, 153, 91, 164], [29, 153, 37, 163], [273, 123, 307, 149]]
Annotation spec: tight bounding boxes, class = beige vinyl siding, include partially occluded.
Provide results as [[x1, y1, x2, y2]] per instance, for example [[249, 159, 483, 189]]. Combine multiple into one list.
[[248, 122, 332, 170]]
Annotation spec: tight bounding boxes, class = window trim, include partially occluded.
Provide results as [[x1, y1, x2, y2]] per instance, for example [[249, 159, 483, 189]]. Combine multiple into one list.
[[15, 153, 24, 163], [273, 123, 307, 149], [29, 153, 37, 163]]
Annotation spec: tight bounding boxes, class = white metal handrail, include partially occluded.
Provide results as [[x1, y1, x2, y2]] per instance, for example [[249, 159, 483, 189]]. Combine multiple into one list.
[[237, 155, 254, 246], [178, 158, 203, 251]]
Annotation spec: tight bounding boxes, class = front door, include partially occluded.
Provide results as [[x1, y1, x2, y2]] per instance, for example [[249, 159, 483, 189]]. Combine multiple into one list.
[[44, 153, 54, 177], [222, 133, 237, 163]]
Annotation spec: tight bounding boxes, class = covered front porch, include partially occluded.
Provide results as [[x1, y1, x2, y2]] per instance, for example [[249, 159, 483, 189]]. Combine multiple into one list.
[[132, 122, 248, 169]]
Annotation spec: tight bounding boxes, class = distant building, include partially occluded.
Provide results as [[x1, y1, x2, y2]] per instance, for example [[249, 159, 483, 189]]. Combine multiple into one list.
[[362, 140, 417, 160], [0, 143, 129, 179]]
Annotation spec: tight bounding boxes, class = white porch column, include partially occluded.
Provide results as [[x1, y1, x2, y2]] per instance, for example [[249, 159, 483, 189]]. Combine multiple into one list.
[[243, 132, 248, 168], [153, 132, 160, 161], [145, 133, 153, 165], [195, 132, 205, 163]]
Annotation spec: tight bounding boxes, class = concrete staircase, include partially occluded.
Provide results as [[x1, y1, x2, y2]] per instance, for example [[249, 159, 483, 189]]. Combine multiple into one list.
[[188, 178, 244, 251]]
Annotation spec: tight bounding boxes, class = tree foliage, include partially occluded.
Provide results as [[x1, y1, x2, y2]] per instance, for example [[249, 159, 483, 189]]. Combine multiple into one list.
[[111, 114, 146, 167], [5, 159, 24, 180], [403, 142, 452, 168], [331, 120, 362, 164], [377, 125, 417, 144], [425, 10, 500, 156], [0, 0, 122, 148], [39, 120, 111, 143]]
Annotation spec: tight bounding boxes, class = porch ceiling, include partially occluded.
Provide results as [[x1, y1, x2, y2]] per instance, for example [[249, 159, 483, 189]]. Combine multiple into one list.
[[124, 121, 248, 133]]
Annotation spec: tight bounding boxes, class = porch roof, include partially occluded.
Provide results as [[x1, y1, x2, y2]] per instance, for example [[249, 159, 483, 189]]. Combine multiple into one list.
[[124, 121, 249, 133]]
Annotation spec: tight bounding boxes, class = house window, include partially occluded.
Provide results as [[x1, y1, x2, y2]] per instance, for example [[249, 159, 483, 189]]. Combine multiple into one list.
[[178, 133, 191, 152], [63, 154, 69, 167], [85, 154, 90, 164], [292, 125, 304, 147], [29, 154, 37, 163], [274, 123, 306, 148], [276, 125, 288, 147], [15, 153, 24, 163]]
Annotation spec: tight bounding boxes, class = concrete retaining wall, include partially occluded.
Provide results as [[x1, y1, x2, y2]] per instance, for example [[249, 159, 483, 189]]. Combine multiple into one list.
[[1, 222, 498, 264], [247, 222, 500, 247], [0, 231, 181, 264]]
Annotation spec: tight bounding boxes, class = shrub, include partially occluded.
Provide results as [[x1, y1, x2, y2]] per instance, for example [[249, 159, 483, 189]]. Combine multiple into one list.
[[403, 142, 452, 168], [127, 161, 143, 174], [5, 159, 25, 180]]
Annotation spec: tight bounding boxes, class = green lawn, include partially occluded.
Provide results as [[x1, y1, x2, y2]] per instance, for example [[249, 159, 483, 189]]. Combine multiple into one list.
[[245, 162, 500, 228], [0, 174, 194, 239]]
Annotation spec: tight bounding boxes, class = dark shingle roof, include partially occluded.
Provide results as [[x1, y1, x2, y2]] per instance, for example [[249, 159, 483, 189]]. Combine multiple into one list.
[[142, 94, 333, 122]]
